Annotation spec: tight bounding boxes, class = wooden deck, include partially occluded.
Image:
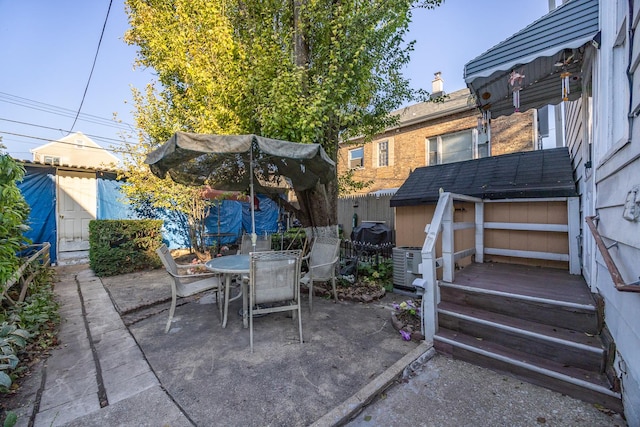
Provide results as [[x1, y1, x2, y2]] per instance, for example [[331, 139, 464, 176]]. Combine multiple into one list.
[[434, 262, 622, 412], [449, 262, 594, 305]]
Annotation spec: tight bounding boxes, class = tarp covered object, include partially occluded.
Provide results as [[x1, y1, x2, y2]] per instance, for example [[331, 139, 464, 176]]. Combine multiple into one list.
[[18, 166, 57, 264], [145, 133, 336, 193], [350, 222, 392, 245], [241, 195, 279, 236], [205, 200, 242, 245], [205, 195, 280, 246]]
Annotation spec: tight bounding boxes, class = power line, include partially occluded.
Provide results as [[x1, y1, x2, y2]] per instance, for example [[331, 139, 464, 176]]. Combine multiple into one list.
[[0, 131, 140, 156], [0, 117, 132, 146], [69, 0, 114, 133], [0, 92, 135, 131]]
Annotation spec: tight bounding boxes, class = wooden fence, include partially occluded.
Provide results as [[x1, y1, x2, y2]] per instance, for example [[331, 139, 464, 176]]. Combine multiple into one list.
[[337, 194, 395, 241]]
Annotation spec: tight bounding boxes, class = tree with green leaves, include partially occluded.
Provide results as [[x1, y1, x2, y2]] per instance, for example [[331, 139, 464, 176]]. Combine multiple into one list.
[[123, 0, 442, 235], [116, 134, 213, 256]]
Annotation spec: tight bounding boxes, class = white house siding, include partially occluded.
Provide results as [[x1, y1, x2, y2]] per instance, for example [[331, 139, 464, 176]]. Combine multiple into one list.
[[565, 98, 587, 273], [588, 1, 640, 424]]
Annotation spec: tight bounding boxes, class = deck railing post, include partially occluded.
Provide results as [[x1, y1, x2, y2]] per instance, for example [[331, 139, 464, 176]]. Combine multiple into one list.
[[475, 201, 484, 264], [442, 197, 454, 282], [567, 197, 580, 274], [419, 250, 438, 341]]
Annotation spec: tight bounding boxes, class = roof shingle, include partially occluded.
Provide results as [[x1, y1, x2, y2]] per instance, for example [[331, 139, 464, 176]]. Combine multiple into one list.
[[389, 147, 577, 207]]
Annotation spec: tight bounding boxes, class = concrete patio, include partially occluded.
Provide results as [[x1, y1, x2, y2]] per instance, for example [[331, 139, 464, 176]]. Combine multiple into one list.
[[2, 264, 625, 426]]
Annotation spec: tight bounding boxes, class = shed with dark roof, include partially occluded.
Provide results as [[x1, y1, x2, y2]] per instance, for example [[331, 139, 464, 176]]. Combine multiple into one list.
[[390, 147, 577, 207]]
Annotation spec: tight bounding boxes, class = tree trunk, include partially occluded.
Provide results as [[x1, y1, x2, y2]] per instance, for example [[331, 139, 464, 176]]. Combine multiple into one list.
[[293, 178, 339, 238], [293, 0, 309, 70]]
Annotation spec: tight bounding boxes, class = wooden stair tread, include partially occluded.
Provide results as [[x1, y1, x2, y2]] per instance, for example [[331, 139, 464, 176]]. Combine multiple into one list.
[[438, 301, 603, 350], [435, 328, 613, 390], [450, 263, 595, 305]]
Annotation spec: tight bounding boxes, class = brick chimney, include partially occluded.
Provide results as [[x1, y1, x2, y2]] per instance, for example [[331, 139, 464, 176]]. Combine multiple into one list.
[[431, 72, 444, 98]]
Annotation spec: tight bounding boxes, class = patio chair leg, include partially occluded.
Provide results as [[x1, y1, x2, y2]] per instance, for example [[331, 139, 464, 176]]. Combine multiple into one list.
[[249, 305, 254, 353], [165, 282, 177, 333], [331, 277, 337, 303], [308, 282, 313, 312], [297, 304, 303, 344], [216, 282, 223, 321]]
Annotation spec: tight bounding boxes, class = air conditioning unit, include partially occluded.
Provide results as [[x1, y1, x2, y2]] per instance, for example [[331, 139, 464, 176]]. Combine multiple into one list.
[[392, 247, 422, 293]]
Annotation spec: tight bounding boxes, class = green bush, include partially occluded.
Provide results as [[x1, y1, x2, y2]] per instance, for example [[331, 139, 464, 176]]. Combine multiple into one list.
[[0, 264, 59, 393], [0, 323, 30, 389], [0, 152, 31, 291], [358, 259, 394, 292], [271, 228, 307, 251], [89, 220, 163, 276]]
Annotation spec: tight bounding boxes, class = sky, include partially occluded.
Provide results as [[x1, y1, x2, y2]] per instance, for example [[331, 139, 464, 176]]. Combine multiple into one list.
[[0, 1, 552, 162]]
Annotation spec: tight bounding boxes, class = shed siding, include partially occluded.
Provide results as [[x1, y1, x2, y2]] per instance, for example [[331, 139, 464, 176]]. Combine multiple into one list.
[[395, 200, 570, 270], [483, 201, 569, 269]]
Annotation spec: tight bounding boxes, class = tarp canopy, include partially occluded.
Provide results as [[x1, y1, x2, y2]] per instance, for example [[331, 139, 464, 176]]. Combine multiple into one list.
[[18, 165, 57, 263], [463, 0, 599, 118], [145, 132, 336, 194]]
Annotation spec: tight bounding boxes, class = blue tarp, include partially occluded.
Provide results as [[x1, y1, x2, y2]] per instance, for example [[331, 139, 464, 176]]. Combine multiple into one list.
[[205, 200, 243, 245], [96, 172, 139, 220], [96, 173, 191, 249], [204, 195, 282, 246], [241, 195, 280, 236], [18, 166, 57, 263], [18, 167, 281, 256]]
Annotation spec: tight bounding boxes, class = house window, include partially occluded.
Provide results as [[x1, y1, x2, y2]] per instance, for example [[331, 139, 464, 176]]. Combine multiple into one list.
[[426, 129, 489, 166], [43, 155, 61, 166], [378, 140, 388, 167], [349, 147, 364, 169], [610, 3, 629, 150]]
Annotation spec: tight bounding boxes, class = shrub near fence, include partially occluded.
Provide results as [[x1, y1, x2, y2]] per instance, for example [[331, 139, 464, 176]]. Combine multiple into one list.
[[89, 219, 164, 276]]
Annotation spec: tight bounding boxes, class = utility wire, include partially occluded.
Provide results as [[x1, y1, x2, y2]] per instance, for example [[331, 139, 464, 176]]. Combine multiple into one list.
[[0, 131, 139, 156], [0, 118, 131, 146], [69, 0, 114, 133], [0, 92, 135, 131]]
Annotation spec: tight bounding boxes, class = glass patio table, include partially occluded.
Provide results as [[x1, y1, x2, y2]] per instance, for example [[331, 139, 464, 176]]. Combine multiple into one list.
[[205, 255, 250, 328]]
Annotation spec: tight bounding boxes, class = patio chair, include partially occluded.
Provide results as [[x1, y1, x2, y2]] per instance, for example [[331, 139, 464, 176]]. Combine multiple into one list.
[[300, 236, 341, 311], [239, 232, 272, 254], [238, 233, 272, 283], [156, 244, 222, 333], [249, 250, 303, 352]]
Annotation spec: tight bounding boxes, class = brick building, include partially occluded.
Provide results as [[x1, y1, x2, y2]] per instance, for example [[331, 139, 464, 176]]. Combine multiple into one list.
[[337, 73, 536, 195]]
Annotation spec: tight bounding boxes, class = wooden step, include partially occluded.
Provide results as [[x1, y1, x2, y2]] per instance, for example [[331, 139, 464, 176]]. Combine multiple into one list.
[[438, 301, 605, 372], [439, 282, 599, 334], [434, 328, 622, 413]]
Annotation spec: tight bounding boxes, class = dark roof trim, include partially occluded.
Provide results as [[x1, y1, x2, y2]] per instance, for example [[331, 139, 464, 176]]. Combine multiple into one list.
[[390, 147, 578, 207]]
